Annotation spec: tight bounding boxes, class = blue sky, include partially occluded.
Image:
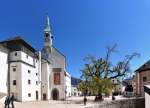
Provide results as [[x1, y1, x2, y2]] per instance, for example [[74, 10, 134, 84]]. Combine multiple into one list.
[[0, 0, 150, 78]]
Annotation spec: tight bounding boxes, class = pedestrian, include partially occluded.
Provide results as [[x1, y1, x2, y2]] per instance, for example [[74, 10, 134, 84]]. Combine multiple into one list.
[[4, 95, 10, 108], [112, 93, 115, 100], [10, 93, 15, 108], [83, 96, 87, 105]]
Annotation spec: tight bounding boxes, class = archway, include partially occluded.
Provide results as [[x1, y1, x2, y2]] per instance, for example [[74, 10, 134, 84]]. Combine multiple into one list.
[[51, 88, 59, 100]]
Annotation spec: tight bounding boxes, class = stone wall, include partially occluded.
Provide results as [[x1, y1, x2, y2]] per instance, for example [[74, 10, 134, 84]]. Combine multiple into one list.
[[86, 98, 145, 108]]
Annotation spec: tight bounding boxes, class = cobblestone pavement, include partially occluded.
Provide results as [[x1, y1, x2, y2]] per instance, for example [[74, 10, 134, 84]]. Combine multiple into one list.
[[0, 96, 135, 108], [0, 101, 84, 108], [0, 96, 92, 108]]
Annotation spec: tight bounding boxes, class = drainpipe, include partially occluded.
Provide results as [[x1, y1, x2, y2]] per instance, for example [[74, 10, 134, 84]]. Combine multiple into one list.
[[7, 51, 10, 96], [38, 51, 42, 101]]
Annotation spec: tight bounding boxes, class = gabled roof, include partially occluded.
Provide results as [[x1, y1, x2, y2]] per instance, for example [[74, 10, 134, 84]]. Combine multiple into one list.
[[1, 36, 22, 42], [0, 36, 36, 52], [135, 60, 150, 72], [53, 47, 66, 57]]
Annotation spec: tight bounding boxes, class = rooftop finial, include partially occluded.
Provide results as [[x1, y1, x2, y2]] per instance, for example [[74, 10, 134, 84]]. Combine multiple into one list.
[[46, 14, 50, 26], [44, 14, 51, 32]]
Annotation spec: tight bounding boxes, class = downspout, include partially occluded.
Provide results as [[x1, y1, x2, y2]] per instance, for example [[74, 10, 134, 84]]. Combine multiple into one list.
[[7, 51, 10, 96], [38, 51, 42, 100]]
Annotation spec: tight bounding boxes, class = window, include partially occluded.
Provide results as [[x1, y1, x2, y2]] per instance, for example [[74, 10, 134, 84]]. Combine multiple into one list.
[[14, 52, 17, 56], [117, 79, 119, 82], [54, 73, 61, 85], [36, 73, 38, 76], [13, 68, 16, 72], [45, 33, 49, 37], [53, 68, 61, 72], [28, 70, 30, 73], [28, 80, 31, 84], [13, 80, 16, 85], [143, 77, 147, 82], [28, 93, 31, 97], [36, 81, 38, 85]]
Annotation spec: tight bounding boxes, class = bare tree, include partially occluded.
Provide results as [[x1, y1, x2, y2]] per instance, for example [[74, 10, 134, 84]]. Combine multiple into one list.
[[80, 44, 140, 101]]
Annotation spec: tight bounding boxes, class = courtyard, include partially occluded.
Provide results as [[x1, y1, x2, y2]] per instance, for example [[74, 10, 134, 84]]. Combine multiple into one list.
[[0, 96, 88, 108], [0, 96, 143, 108]]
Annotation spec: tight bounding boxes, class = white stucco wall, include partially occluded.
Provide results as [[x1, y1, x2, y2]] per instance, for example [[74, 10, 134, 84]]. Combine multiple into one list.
[[10, 51, 41, 101], [145, 85, 150, 108], [71, 86, 81, 96], [9, 51, 35, 66], [0, 51, 8, 95], [65, 72, 71, 97], [21, 64, 41, 101], [145, 92, 150, 108], [10, 62, 22, 100], [41, 61, 52, 100]]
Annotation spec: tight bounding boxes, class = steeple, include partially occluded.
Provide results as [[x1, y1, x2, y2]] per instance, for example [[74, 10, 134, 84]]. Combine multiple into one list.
[[44, 15, 51, 32], [44, 14, 53, 53]]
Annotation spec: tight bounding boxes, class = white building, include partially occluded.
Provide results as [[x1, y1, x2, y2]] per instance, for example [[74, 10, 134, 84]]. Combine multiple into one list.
[[144, 85, 150, 108], [65, 72, 71, 97], [71, 86, 81, 96], [41, 58, 52, 100], [41, 15, 71, 100], [0, 15, 71, 101], [0, 37, 42, 101], [111, 79, 123, 94], [0, 44, 8, 97]]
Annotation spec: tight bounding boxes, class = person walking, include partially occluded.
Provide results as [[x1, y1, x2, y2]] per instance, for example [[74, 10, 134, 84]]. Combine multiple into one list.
[[4, 95, 10, 108], [10, 93, 15, 108], [83, 96, 87, 105]]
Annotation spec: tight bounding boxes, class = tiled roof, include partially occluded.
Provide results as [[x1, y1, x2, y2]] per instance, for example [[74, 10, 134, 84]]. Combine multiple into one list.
[[0, 36, 22, 42], [135, 60, 150, 72], [0, 36, 36, 52]]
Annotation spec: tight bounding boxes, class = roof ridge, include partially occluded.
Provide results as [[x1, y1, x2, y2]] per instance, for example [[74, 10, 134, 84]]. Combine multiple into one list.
[[0, 36, 23, 42]]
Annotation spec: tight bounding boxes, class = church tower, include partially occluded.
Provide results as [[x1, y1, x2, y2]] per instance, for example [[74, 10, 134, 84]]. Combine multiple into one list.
[[44, 15, 53, 53]]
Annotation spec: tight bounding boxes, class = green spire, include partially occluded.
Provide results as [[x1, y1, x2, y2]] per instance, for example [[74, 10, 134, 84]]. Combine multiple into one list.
[[44, 15, 51, 32]]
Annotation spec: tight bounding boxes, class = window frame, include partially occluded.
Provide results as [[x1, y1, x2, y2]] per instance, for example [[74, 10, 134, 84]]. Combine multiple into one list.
[[28, 80, 31, 84], [143, 76, 147, 82], [13, 80, 16, 85]]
